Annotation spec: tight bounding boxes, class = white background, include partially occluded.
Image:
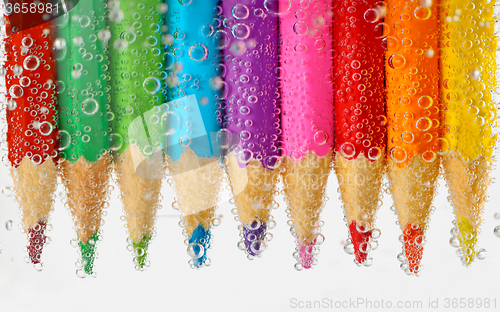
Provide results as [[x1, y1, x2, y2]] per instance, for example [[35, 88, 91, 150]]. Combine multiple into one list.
[[0, 146, 498, 312]]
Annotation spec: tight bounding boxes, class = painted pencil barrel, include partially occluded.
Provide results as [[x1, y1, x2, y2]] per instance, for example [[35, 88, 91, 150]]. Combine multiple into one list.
[[333, 0, 386, 265], [334, 0, 386, 161], [280, 0, 334, 159], [5, 17, 58, 167], [56, 0, 110, 163], [108, 0, 166, 154], [221, 0, 280, 169], [165, 0, 222, 161], [221, 0, 281, 258], [440, 0, 497, 266], [165, 0, 224, 268], [279, 0, 334, 270], [386, 0, 440, 168]]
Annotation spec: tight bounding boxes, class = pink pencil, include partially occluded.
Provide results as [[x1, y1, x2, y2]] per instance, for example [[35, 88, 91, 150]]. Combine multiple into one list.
[[279, 0, 334, 270]]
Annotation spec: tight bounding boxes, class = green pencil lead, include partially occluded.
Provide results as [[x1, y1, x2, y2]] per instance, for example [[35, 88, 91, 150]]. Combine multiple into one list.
[[78, 232, 100, 276], [133, 236, 152, 269]]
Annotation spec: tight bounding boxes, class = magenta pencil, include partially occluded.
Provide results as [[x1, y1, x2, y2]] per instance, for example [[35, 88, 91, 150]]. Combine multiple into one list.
[[279, 0, 334, 270]]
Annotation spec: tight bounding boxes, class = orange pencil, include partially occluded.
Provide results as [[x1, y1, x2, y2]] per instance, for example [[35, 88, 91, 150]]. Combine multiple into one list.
[[385, 0, 441, 275]]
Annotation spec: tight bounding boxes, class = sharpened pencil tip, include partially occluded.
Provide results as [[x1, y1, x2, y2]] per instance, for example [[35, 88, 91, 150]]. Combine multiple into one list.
[[402, 223, 424, 275], [242, 218, 267, 257], [132, 236, 152, 269], [27, 222, 47, 265], [78, 232, 99, 275], [187, 225, 211, 268], [296, 238, 320, 270], [348, 220, 372, 265], [456, 216, 477, 266]]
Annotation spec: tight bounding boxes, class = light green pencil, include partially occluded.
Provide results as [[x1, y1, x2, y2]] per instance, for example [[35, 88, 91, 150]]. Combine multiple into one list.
[[108, 0, 167, 269]]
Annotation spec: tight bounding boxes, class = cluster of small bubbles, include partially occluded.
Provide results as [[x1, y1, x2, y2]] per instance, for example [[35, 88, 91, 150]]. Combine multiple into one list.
[[343, 223, 381, 267], [292, 232, 324, 271], [73, 233, 101, 277], [125, 236, 153, 271]]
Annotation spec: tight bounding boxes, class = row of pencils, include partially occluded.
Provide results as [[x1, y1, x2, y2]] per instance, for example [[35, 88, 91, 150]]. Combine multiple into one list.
[[1, 0, 497, 277]]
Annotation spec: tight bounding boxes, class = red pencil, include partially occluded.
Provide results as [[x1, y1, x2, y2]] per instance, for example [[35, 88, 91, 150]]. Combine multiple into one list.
[[4, 9, 58, 268], [333, 0, 387, 265]]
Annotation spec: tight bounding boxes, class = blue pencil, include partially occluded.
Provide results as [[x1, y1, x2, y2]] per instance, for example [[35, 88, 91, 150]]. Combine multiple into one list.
[[165, 0, 224, 268]]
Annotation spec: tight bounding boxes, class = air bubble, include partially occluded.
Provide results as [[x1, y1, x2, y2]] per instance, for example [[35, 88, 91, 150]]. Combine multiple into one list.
[[390, 147, 407, 163], [232, 23, 251, 40], [143, 77, 161, 94], [364, 9, 379, 23], [340, 143, 355, 158], [82, 98, 99, 115], [232, 4, 249, 19], [23, 55, 40, 71], [187, 243, 204, 259]]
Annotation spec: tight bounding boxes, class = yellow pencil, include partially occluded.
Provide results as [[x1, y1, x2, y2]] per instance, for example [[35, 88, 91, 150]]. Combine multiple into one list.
[[440, 0, 497, 266]]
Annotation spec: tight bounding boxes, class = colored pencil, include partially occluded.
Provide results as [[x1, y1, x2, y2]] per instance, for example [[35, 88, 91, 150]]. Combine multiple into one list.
[[165, 0, 224, 268], [55, 0, 111, 276], [333, 0, 386, 266], [221, 0, 281, 259], [385, 0, 441, 275], [279, 0, 334, 270], [108, 0, 166, 269], [4, 7, 58, 269], [440, 0, 497, 266]]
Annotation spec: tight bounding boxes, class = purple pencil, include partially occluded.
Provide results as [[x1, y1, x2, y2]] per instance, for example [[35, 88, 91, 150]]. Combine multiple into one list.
[[221, 1, 281, 259]]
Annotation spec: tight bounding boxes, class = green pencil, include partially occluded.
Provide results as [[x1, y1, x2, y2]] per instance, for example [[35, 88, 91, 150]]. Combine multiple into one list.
[[108, 0, 167, 269], [55, 0, 112, 276]]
